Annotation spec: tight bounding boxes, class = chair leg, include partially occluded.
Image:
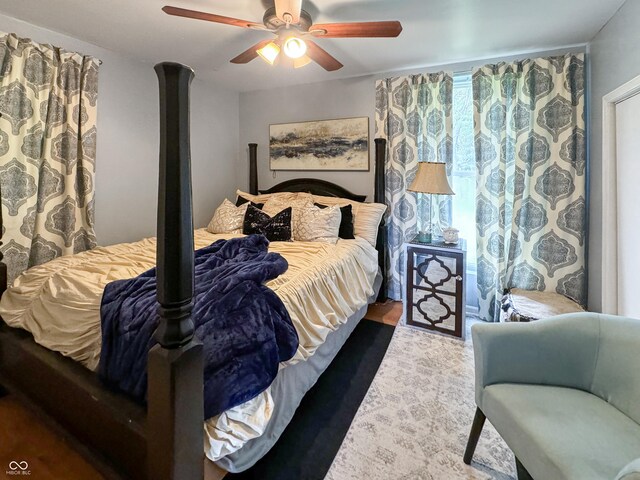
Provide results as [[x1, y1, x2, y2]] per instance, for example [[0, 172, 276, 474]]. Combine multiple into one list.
[[463, 407, 486, 464], [515, 457, 534, 480]]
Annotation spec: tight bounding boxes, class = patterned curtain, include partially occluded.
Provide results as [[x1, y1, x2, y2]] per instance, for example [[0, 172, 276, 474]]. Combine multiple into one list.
[[473, 53, 586, 321], [375, 72, 454, 300], [0, 32, 99, 283]]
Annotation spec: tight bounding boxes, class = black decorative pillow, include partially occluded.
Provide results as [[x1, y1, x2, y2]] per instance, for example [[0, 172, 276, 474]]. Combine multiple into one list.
[[315, 203, 355, 239], [236, 196, 264, 209], [243, 205, 292, 241]]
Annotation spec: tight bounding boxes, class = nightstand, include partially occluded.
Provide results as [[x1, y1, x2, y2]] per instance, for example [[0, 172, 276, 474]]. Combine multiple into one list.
[[404, 236, 466, 339]]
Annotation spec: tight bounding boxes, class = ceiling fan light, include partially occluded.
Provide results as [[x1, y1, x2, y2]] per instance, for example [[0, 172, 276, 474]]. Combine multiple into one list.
[[283, 37, 307, 59], [257, 42, 280, 65], [293, 55, 311, 68]]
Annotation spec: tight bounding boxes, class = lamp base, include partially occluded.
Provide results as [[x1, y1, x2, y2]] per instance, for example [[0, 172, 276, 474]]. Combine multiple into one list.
[[414, 231, 432, 243]]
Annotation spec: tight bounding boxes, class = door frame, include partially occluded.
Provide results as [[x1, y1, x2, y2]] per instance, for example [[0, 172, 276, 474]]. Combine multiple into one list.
[[602, 74, 640, 314]]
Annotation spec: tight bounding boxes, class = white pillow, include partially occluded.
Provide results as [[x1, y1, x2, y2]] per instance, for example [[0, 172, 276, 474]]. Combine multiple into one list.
[[353, 202, 387, 247], [309, 194, 354, 208], [262, 193, 314, 240], [207, 199, 248, 234], [311, 194, 386, 247], [236, 189, 300, 205], [295, 205, 341, 244]]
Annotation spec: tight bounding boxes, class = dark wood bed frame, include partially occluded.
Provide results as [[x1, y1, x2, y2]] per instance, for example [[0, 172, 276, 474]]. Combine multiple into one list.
[[0, 63, 388, 480]]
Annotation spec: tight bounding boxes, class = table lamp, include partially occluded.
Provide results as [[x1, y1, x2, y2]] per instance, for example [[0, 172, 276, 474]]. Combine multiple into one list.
[[407, 162, 455, 243]]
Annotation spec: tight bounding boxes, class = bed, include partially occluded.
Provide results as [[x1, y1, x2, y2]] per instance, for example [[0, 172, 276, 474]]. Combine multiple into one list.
[[0, 62, 388, 479]]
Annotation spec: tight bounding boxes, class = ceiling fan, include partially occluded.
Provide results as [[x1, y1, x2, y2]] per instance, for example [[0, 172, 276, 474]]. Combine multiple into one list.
[[162, 0, 402, 71]]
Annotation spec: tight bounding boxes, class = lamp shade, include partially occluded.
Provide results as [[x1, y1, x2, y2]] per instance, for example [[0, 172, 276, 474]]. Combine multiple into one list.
[[293, 55, 311, 68], [407, 162, 454, 195], [257, 42, 280, 65]]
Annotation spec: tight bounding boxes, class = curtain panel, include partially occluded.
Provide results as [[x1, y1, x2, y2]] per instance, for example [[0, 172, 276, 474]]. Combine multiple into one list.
[[375, 72, 454, 300], [0, 32, 99, 283], [472, 53, 586, 321]]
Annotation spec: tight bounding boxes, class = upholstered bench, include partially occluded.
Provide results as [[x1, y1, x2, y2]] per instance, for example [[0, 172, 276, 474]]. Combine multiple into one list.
[[500, 288, 584, 322]]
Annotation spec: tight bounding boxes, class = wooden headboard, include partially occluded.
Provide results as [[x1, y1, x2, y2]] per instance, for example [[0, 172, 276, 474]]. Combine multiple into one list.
[[259, 178, 367, 203], [247, 138, 388, 302]]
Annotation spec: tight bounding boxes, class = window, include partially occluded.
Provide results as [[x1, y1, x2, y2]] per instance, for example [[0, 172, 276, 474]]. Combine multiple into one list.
[[451, 73, 477, 272]]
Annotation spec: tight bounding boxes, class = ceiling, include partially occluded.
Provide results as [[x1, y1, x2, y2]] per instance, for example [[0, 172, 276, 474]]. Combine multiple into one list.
[[0, 0, 625, 92]]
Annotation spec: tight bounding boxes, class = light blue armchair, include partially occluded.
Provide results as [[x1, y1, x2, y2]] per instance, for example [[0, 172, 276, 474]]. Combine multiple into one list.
[[463, 313, 640, 480]]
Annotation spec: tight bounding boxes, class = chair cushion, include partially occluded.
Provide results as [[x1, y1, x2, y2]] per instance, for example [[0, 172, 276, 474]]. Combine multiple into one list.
[[590, 316, 640, 425], [616, 458, 640, 480], [483, 384, 640, 480], [500, 288, 584, 322]]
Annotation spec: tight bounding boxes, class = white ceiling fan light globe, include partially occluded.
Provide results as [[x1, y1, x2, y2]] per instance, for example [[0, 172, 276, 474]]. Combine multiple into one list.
[[283, 37, 307, 59]]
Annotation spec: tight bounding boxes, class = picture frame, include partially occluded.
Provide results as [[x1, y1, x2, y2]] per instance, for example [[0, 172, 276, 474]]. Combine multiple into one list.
[[269, 116, 370, 171]]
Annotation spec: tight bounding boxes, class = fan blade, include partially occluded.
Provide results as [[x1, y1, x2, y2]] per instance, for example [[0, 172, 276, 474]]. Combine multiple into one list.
[[162, 6, 263, 29], [230, 39, 274, 64], [305, 41, 343, 71], [275, 0, 302, 24], [310, 21, 402, 38]]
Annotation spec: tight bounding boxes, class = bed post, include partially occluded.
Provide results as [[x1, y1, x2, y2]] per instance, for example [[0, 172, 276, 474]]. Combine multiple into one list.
[[249, 143, 258, 195], [0, 112, 4, 297], [0, 203, 6, 297], [374, 138, 387, 302], [147, 62, 204, 480]]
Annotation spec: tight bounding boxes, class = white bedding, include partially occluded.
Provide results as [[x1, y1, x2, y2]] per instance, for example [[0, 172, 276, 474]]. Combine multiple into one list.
[[0, 229, 379, 461]]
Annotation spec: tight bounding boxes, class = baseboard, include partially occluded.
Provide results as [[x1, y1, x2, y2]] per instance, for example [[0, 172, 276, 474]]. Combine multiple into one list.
[[465, 305, 479, 317]]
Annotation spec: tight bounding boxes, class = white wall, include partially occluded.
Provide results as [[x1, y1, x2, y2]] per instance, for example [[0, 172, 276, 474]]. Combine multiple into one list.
[[238, 75, 377, 200], [588, 0, 640, 311], [0, 13, 239, 246]]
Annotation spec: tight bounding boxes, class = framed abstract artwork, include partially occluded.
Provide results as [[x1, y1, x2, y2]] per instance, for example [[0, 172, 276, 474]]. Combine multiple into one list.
[[269, 117, 369, 171]]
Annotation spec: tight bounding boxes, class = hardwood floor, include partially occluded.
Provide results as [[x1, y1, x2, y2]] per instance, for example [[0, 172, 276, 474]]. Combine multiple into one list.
[[0, 301, 402, 479], [366, 300, 402, 326], [0, 395, 105, 479]]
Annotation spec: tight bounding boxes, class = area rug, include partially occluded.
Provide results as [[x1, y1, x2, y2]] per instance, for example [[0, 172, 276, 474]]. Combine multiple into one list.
[[228, 319, 395, 480], [325, 323, 517, 480]]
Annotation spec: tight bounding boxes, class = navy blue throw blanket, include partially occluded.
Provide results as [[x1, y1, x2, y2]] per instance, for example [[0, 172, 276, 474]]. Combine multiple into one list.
[[99, 234, 299, 419]]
